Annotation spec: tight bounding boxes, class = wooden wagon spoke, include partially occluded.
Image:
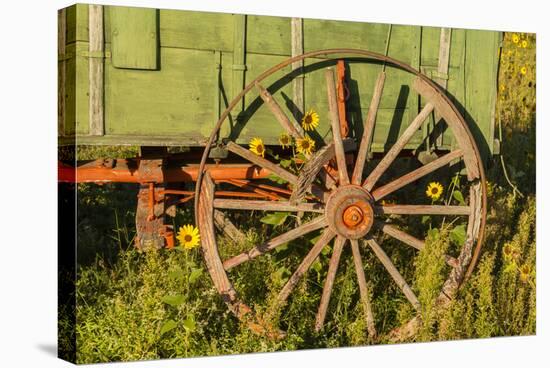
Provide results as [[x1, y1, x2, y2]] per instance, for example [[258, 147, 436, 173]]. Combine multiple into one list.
[[227, 141, 298, 184], [223, 216, 328, 270], [278, 228, 336, 303], [375, 204, 470, 216], [256, 82, 303, 139], [213, 199, 324, 213], [363, 103, 435, 191], [352, 71, 386, 185], [350, 239, 377, 336], [366, 238, 421, 310], [315, 236, 346, 331], [226, 141, 328, 201], [325, 68, 350, 186], [371, 149, 463, 201], [377, 221, 458, 267]]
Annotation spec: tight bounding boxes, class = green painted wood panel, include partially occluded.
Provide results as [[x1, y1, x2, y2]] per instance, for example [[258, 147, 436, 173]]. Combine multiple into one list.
[[110, 7, 158, 69], [247, 15, 291, 56], [157, 9, 233, 51], [104, 47, 227, 138], [65, 4, 88, 44], [464, 29, 500, 160], [61, 4, 500, 156]]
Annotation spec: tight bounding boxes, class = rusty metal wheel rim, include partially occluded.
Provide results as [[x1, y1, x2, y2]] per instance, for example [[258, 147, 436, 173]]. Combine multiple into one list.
[[194, 48, 487, 339]]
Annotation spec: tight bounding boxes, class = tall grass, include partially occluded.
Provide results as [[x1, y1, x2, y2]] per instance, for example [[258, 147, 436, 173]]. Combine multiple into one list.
[[62, 32, 536, 363]]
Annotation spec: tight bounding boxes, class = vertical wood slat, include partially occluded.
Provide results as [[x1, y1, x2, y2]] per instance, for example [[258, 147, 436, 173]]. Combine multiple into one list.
[[232, 14, 247, 116], [435, 28, 452, 147], [325, 68, 350, 185], [88, 5, 104, 136], [58, 9, 66, 136], [291, 18, 304, 117]]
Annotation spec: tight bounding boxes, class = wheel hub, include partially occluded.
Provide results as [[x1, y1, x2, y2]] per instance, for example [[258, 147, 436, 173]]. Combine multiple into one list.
[[325, 185, 375, 239]]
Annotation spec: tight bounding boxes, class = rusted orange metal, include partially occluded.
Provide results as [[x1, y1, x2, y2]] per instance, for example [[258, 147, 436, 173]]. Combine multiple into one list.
[[59, 160, 272, 184], [336, 60, 349, 138]]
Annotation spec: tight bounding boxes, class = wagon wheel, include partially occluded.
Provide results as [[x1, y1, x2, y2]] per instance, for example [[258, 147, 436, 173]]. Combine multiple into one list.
[[194, 49, 487, 340]]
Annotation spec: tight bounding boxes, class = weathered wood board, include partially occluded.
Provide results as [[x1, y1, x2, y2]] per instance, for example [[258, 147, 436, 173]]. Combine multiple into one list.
[[59, 4, 501, 161]]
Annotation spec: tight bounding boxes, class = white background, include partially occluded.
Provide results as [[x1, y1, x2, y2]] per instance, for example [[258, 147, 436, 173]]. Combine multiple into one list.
[[0, 0, 546, 366]]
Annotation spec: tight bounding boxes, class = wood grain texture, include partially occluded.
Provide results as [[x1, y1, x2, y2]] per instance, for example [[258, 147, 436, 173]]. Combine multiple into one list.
[[278, 228, 336, 303], [291, 17, 304, 116], [350, 239, 376, 336], [223, 216, 327, 270], [378, 222, 458, 267], [214, 199, 324, 213], [58, 8, 66, 136], [88, 4, 104, 136], [352, 71, 386, 185], [315, 236, 346, 331], [227, 141, 298, 184], [256, 82, 303, 138], [366, 238, 420, 310], [198, 173, 240, 312], [363, 103, 434, 190], [371, 149, 463, 201], [213, 209, 246, 244], [325, 68, 350, 185], [376, 205, 470, 216]]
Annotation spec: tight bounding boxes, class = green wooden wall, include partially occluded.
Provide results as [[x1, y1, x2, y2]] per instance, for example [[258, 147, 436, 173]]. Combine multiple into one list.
[[59, 4, 500, 159]]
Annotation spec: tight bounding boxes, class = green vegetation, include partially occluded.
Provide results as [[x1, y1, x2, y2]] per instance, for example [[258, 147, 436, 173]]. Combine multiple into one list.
[[61, 32, 536, 363]]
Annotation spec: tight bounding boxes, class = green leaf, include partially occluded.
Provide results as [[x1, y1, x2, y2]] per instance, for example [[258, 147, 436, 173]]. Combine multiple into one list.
[[183, 315, 196, 332], [427, 228, 440, 240], [280, 159, 292, 168], [267, 173, 287, 184], [321, 245, 332, 256], [421, 215, 431, 224], [450, 224, 467, 245], [161, 294, 185, 306], [188, 268, 203, 284], [311, 259, 322, 274], [453, 190, 466, 205], [168, 267, 185, 281], [274, 242, 289, 253], [160, 319, 177, 335], [260, 212, 290, 226], [296, 153, 308, 162]]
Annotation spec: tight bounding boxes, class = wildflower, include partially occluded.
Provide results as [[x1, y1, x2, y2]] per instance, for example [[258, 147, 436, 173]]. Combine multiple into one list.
[[177, 224, 200, 249], [512, 34, 519, 44], [301, 109, 320, 131], [520, 66, 527, 75], [521, 40, 528, 48], [426, 182, 444, 201], [249, 137, 265, 157], [296, 136, 315, 155], [278, 133, 292, 149], [500, 84, 505, 91], [519, 264, 532, 283], [503, 244, 514, 262]]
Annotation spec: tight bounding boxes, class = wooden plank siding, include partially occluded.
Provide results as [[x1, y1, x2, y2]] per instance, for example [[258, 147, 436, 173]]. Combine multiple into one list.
[[59, 3, 500, 161]]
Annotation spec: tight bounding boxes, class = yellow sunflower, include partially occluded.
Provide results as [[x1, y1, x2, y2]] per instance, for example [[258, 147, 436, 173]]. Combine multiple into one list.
[[426, 182, 444, 201], [249, 137, 265, 157], [296, 136, 315, 155], [521, 40, 528, 48], [278, 133, 292, 149], [512, 34, 519, 44], [177, 224, 200, 249], [520, 66, 527, 75], [301, 109, 320, 131]]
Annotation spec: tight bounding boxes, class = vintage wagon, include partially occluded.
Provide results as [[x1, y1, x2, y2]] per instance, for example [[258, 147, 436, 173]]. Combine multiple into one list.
[[58, 4, 501, 339]]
